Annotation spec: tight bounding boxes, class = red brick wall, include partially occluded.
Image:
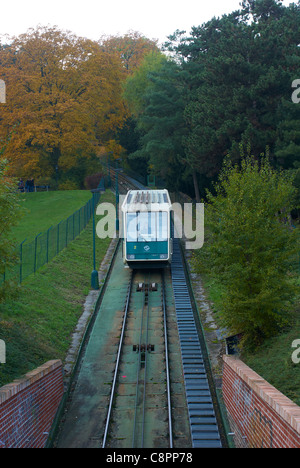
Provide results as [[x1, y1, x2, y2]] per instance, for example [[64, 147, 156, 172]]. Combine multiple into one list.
[[222, 356, 300, 448], [0, 360, 64, 448]]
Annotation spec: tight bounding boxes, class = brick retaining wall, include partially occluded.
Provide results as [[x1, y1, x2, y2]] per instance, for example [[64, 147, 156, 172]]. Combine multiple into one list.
[[222, 355, 300, 448], [0, 360, 63, 448]]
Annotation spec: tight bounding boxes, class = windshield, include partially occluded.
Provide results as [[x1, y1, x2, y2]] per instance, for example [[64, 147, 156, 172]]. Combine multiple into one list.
[[126, 211, 168, 242]]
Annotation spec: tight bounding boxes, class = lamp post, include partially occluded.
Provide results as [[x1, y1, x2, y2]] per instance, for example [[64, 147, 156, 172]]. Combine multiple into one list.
[[116, 170, 119, 233], [55, 165, 58, 189], [107, 151, 112, 187], [91, 190, 99, 290], [115, 158, 121, 233]]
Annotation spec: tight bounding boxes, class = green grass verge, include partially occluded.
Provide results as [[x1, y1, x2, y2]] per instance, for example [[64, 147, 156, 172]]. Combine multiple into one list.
[[199, 268, 300, 406], [12, 190, 92, 244], [0, 190, 116, 387], [242, 312, 300, 406]]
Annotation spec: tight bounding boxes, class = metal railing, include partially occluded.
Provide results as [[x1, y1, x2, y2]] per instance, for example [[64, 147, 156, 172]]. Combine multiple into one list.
[[0, 191, 101, 286]]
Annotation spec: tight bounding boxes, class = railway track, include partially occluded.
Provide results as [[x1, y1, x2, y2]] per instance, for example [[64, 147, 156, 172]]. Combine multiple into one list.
[[53, 245, 191, 448], [52, 171, 224, 449], [107, 166, 146, 194], [102, 269, 174, 448]]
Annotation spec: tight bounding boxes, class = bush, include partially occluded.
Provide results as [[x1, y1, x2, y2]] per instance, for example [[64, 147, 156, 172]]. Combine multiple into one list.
[[58, 180, 80, 191], [0, 158, 24, 302], [84, 172, 104, 190], [194, 154, 300, 348]]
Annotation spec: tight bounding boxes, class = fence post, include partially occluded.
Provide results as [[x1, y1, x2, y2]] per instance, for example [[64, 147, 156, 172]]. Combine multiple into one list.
[[87, 199, 90, 222], [91, 191, 99, 290], [116, 170, 119, 232], [20, 238, 27, 284], [66, 217, 69, 247], [46, 227, 52, 264], [34, 233, 42, 274], [57, 221, 62, 254]]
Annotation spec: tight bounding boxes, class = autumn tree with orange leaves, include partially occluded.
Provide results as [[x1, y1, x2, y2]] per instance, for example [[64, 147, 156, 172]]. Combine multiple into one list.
[[101, 31, 159, 74], [0, 27, 157, 188]]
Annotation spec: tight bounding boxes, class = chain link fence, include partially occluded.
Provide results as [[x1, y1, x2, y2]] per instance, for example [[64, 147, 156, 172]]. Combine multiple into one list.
[[0, 191, 101, 286]]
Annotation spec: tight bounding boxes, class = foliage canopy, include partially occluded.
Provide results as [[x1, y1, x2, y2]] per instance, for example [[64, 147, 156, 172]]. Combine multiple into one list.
[[193, 152, 300, 347], [124, 0, 300, 200], [0, 27, 159, 188], [0, 158, 24, 302]]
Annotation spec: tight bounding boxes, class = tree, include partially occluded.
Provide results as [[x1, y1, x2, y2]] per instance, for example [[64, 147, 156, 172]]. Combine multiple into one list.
[[124, 56, 189, 192], [0, 27, 128, 187], [194, 152, 300, 348], [165, 0, 300, 195], [123, 50, 166, 116], [0, 158, 24, 302], [101, 31, 159, 74]]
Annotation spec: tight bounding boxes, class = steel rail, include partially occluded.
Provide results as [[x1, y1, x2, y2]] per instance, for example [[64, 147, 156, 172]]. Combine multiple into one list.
[[102, 270, 134, 448], [132, 273, 151, 448], [107, 166, 141, 194], [132, 273, 147, 447], [131, 271, 173, 448], [162, 272, 173, 448], [141, 274, 151, 448]]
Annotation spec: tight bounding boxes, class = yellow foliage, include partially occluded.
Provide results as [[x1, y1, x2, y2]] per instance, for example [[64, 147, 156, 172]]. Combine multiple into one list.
[[0, 26, 132, 181], [104, 140, 126, 160]]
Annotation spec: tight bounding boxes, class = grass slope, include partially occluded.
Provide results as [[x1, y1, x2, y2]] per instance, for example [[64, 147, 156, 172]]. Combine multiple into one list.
[[0, 190, 115, 386], [200, 271, 300, 406], [12, 190, 92, 244]]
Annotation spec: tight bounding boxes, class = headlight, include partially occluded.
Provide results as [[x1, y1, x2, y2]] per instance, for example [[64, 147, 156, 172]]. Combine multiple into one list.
[[160, 254, 168, 259], [127, 254, 135, 259]]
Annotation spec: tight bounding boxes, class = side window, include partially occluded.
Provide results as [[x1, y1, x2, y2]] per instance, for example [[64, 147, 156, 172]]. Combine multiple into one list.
[[127, 213, 137, 242], [157, 212, 168, 241]]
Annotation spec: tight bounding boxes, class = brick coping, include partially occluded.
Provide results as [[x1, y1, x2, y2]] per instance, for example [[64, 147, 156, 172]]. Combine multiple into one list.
[[0, 360, 62, 404], [223, 355, 300, 434]]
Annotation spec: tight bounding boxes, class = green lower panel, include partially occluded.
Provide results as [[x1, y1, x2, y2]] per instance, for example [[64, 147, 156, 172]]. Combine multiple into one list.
[[126, 241, 169, 260]]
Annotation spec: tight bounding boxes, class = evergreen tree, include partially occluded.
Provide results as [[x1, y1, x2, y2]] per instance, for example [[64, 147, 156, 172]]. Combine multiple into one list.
[[124, 57, 189, 192], [166, 0, 300, 193]]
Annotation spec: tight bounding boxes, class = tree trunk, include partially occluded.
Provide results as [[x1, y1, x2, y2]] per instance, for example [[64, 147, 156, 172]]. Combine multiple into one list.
[[192, 170, 200, 202]]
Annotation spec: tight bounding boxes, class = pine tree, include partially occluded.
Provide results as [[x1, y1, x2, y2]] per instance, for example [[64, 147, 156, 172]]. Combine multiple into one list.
[[167, 0, 300, 190], [124, 57, 189, 192]]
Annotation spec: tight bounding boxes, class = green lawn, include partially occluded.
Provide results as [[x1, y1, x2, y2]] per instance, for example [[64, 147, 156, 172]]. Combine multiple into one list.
[[198, 266, 300, 406], [0, 190, 116, 387], [243, 312, 300, 406], [12, 190, 92, 244]]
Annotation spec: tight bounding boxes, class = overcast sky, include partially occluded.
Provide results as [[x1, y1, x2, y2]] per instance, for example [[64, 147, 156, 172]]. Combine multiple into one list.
[[0, 0, 294, 45]]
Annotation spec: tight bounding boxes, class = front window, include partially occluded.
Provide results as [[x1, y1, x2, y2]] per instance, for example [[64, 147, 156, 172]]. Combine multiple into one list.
[[126, 211, 168, 242], [137, 212, 156, 242], [127, 213, 138, 242]]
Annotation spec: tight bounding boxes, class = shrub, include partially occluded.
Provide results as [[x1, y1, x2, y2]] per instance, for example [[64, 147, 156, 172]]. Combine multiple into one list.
[[0, 158, 24, 302], [58, 180, 80, 191], [194, 153, 300, 348], [84, 172, 103, 190]]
